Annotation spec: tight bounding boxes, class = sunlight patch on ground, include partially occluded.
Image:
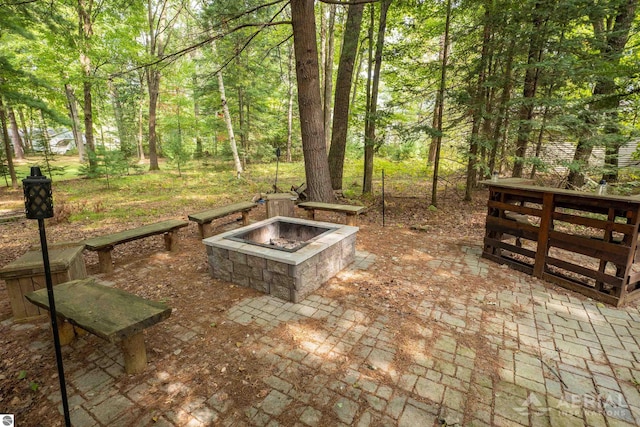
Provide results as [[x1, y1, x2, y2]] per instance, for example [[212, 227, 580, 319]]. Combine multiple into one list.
[[400, 250, 435, 263], [335, 269, 370, 281], [286, 323, 340, 360]]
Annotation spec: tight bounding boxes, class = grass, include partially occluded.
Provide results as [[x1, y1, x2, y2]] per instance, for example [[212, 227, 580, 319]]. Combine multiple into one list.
[[1, 154, 443, 224]]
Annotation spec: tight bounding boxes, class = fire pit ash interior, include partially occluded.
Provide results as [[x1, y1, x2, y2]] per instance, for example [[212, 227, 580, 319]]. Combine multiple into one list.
[[226, 220, 336, 252], [203, 216, 358, 302]]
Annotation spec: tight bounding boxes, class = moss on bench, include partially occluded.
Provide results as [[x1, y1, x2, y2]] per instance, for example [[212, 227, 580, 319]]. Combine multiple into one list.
[[83, 219, 189, 274], [26, 278, 171, 374], [188, 201, 258, 238], [297, 202, 365, 226]]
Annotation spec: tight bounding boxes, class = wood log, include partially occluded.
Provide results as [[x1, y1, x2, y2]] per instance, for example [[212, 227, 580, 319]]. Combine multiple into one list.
[[121, 332, 147, 374], [97, 250, 114, 274]]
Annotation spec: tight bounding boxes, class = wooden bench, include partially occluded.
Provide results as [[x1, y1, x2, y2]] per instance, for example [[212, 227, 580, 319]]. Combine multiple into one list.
[[297, 202, 365, 226], [83, 219, 189, 274], [26, 278, 171, 374], [188, 201, 258, 238]]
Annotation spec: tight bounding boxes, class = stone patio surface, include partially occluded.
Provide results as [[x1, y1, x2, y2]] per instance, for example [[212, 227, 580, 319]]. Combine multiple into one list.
[[3, 244, 640, 427]]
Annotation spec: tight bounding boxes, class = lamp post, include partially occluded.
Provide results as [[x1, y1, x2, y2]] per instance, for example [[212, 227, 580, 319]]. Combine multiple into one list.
[[23, 167, 71, 427]]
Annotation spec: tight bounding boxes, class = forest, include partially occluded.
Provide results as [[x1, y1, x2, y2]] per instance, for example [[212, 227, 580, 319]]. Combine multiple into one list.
[[1, 0, 639, 203]]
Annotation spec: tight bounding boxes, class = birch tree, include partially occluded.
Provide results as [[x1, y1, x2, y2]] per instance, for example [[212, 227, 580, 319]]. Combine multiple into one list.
[[217, 71, 243, 176]]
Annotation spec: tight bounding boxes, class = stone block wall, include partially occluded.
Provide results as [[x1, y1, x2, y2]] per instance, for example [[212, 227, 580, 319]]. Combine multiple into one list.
[[206, 234, 356, 303]]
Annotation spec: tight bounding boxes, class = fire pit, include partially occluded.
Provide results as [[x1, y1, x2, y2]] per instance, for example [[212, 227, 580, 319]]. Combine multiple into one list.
[[203, 216, 358, 302]]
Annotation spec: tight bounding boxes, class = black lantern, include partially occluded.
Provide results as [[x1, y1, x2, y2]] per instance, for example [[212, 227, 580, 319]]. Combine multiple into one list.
[[23, 167, 71, 427], [23, 167, 53, 219]]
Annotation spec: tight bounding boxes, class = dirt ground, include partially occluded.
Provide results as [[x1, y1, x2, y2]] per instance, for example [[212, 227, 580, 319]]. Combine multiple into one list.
[[0, 184, 551, 426]]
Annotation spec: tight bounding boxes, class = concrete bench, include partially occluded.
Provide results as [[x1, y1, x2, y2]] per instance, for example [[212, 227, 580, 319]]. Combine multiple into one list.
[[26, 278, 171, 374], [188, 201, 258, 238], [83, 219, 189, 274], [297, 202, 365, 226]]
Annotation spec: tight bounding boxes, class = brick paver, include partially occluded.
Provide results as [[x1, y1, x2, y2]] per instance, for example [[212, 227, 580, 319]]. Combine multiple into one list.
[[4, 242, 640, 427]]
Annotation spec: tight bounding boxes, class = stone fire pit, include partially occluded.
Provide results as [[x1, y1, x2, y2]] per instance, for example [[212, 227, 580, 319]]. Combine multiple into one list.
[[203, 216, 358, 302]]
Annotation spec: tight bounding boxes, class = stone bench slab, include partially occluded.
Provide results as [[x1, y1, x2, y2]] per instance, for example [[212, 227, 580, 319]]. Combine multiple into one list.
[[26, 278, 171, 373]]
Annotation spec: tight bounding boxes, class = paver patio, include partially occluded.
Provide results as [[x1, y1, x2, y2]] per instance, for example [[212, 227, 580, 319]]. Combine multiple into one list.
[[2, 224, 640, 427]]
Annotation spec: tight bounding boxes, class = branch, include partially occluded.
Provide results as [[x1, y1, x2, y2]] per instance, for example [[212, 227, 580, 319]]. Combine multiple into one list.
[[110, 21, 290, 78], [318, 0, 379, 4], [212, 0, 290, 75], [262, 34, 293, 62], [0, 0, 39, 5]]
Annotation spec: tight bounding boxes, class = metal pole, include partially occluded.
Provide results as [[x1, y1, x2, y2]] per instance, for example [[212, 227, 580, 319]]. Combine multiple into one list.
[[382, 169, 385, 227], [38, 218, 71, 427]]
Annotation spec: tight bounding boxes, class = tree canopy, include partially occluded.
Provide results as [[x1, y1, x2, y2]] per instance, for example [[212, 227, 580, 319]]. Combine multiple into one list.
[[0, 0, 638, 197]]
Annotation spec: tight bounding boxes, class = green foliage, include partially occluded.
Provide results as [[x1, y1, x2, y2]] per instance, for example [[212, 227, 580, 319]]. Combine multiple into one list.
[[80, 146, 130, 183], [2, 0, 639, 191], [378, 140, 419, 161], [164, 129, 193, 177]]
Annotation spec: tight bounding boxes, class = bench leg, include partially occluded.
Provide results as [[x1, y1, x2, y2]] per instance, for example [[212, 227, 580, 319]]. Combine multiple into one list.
[[241, 211, 250, 226], [57, 317, 76, 345], [198, 223, 212, 239], [346, 214, 357, 226], [306, 210, 315, 220], [97, 249, 114, 274], [121, 332, 147, 374], [164, 231, 177, 251]]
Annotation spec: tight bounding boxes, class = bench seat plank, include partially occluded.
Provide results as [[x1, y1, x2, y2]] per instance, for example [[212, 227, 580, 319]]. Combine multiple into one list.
[[26, 278, 171, 343], [188, 201, 258, 238], [83, 219, 189, 251], [297, 202, 365, 214], [297, 202, 365, 225], [188, 201, 257, 224]]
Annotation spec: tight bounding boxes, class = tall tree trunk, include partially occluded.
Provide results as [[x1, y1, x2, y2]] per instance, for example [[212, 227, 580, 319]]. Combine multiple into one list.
[[512, 0, 548, 178], [428, 33, 446, 164], [351, 39, 365, 111], [237, 86, 247, 167], [286, 43, 294, 163], [193, 71, 202, 158], [109, 80, 128, 154], [488, 37, 515, 175], [82, 78, 96, 162], [64, 83, 85, 161], [363, 5, 374, 194], [218, 71, 243, 176], [147, 68, 161, 170], [78, 0, 96, 168], [328, 2, 364, 190], [7, 106, 24, 160], [363, 0, 391, 195], [530, 103, 549, 179], [323, 4, 336, 150], [568, 0, 637, 186], [17, 108, 32, 151], [430, 0, 452, 207], [465, 1, 492, 201], [137, 71, 146, 161], [0, 99, 17, 188], [290, 0, 334, 202], [146, 0, 180, 171]]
